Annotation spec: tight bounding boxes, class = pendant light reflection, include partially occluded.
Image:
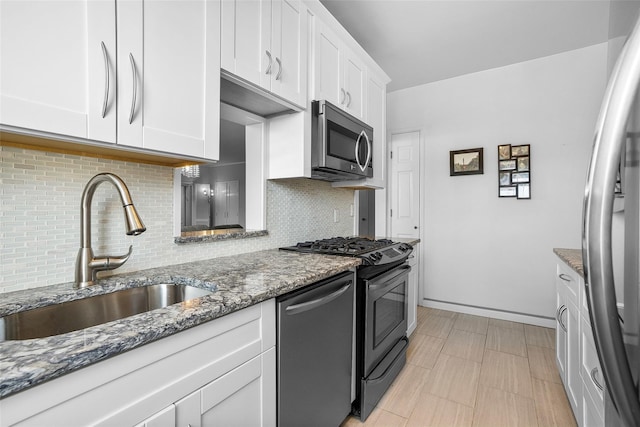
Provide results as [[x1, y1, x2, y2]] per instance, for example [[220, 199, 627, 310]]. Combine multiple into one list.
[[181, 165, 200, 179]]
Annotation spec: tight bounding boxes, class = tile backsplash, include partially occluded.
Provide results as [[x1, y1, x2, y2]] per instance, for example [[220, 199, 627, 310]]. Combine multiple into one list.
[[0, 146, 355, 293]]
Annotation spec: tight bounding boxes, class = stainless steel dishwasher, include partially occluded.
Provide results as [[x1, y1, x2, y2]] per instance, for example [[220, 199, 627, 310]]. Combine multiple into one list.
[[277, 270, 355, 427]]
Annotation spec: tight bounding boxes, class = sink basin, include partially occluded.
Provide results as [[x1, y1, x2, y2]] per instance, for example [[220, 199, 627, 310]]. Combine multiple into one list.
[[0, 284, 213, 341]]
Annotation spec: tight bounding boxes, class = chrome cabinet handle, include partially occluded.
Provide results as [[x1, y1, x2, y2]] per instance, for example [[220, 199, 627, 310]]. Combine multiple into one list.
[[583, 8, 640, 426], [557, 306, 568, 332], [275, 57, 282, 80], [100, 42, 110, 118], [265, 50, 272, 75], [346, 91, 352, 107], [128, 53, 137, 124], [591, 367, 604, 391], [558, 273, 572, 282], [340, 88, 346, 104]]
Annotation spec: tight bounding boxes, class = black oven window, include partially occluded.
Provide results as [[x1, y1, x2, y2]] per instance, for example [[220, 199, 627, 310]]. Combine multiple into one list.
[[373, 281, 406, 348], [327, 121, 359, 162]]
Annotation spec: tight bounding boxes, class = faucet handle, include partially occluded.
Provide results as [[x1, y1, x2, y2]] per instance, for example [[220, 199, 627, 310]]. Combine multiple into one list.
[[89, 245, 133, 272]]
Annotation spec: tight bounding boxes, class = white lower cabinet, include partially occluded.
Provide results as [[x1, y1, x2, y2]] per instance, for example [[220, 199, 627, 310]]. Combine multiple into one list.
[[0, 300, 276, 427]]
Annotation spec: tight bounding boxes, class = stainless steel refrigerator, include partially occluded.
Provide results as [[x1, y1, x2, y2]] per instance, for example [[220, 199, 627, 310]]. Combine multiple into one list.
[[583, 3, 640, 426]]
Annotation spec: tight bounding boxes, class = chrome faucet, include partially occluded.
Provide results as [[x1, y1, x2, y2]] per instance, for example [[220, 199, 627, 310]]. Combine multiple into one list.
[[75, 173, 146, 288]]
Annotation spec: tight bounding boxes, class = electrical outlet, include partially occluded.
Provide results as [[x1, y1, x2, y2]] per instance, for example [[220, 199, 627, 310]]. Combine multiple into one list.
[[334, 209, 339, 223]]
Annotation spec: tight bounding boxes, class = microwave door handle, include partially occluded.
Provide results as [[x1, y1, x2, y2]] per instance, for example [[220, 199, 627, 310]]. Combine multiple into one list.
[[355, 130, 371, 173]]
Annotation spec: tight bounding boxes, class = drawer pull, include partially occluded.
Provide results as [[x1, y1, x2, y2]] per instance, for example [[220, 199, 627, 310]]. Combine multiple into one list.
[[275, 57, 282, 80], [559, 273, 573, 282], [591, 367, 604, 391], [265, 50, 273, 75], [128, 53, 137, 124]]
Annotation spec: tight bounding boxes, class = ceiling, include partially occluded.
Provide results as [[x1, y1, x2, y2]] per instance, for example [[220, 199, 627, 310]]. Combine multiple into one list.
[[320, 0, 620, 92]]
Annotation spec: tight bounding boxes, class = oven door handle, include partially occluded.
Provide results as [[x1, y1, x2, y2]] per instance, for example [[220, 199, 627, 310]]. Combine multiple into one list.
[[367, 265, 411, 292], [285, 282, 352, 316]]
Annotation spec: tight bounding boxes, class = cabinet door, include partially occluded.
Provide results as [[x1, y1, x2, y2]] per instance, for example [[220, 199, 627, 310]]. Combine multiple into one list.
[[221, 0, 271, 89], [566, 300, 582, 418], [270, 0, 307, 107], [0, 0, 116, 142], [407, 250, 419, 336], [314, 22, 343, 107], [555, 281, 567, 381], [176, 351, 275, 427], [343, 52, 366, 121], [117, 0, 220, 160], [367, 73, 386, 185], [133, 405, 175, 427]]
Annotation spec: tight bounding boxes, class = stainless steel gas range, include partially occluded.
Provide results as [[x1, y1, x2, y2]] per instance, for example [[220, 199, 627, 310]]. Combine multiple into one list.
[[280, 237, 413, 422]]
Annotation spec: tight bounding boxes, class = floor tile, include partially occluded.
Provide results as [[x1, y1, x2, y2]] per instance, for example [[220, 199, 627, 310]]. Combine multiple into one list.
[[441, 329, 486, 363], [532, 378, 577, 427], [528, 345, 562, 384], [479, 349, 534, 398], [414, 313, 455, 339], [406, 393, 473, 427], [524, 324, 555, 348], [424, 353, 481, 407], [342, 408, 407, 427], [407, 333, 445, 370], [486, 324, 527, 357], [454, 313, 489, 335], [424, 307, 459, 320], [473, 385, 539, 427], [489, 317, 525, 332], [377, 363, 431, 418]]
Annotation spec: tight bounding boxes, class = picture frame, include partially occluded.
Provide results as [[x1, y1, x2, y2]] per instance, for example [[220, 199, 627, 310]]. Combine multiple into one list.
[[517, 156, 529, 172], [450, 148, 484, 176], [517, 183, 531, 199], [511, 144, 530, 157], [499, 186, 517, 197], [499, 159, 516, 171], [498, 144, 511, 160], [499, 171, 511, 186], [512, 172, 530, 183]]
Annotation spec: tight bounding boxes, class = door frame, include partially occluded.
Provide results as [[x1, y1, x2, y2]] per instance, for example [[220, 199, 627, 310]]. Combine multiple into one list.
[[387, 128, 424, 303]]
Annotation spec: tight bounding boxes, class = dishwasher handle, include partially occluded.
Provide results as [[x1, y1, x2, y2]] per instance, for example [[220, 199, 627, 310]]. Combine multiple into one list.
[[285, 282, 352, 316]]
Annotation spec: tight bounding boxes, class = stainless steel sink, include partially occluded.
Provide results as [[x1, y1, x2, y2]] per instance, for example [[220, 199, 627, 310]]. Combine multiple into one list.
[[0, 284, 213, 341]]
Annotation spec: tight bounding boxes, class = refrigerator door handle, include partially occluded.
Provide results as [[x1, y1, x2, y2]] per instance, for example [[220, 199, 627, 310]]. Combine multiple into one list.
[[583, 14, 640, 427]]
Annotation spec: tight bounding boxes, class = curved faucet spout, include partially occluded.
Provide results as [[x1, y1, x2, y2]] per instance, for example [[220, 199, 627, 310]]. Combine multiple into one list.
[[75, 173, 146, 288]]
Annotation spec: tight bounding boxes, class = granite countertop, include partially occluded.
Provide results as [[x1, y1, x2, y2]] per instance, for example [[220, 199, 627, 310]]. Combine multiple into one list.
[[0, 249, 361, 399], [553, 248, 584, 278]]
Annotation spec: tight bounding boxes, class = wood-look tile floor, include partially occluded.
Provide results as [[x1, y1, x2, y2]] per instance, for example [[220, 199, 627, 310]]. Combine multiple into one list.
[[342, 306, 577, 427]]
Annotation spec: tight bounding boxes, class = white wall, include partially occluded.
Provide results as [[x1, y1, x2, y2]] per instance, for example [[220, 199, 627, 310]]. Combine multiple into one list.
[[0, 147, 355, 293], [387, 43, 608, 323]]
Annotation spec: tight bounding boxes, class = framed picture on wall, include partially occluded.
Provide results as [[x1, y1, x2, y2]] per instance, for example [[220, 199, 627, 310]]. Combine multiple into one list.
[[517, 183, 531, 199], [499, 186, 517, 197], [450, 148, 484, 176], [499, 171, 511, 186], [498, 144, 511, 160], [517, 156, 530, 171], [511, 144, 530, 157], [512, 172, 530, 183], [499, 159, 517, 171]]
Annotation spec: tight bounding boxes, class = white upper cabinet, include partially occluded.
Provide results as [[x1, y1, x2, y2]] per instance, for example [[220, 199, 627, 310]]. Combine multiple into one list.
[[221, 0, 307, 108], [0, 0, 116, 142], [1, 0, 220, 161], [314, 20, 366, 121], [117, 0, 220, 160]]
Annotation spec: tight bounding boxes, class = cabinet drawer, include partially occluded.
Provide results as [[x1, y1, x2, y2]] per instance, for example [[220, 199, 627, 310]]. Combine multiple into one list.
[[581, 316, 604, 421], [557, 261, 581, 307]]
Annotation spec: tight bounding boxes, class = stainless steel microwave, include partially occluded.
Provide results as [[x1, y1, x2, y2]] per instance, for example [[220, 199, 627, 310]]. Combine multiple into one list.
[[311, 100, 373, 181]]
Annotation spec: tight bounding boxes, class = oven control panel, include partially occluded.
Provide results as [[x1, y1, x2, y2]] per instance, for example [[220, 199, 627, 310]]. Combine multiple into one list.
[[364, 243, 413, 265]]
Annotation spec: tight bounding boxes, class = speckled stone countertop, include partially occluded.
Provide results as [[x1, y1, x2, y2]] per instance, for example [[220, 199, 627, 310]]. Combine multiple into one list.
[[174, 229, 268, 244], [553, 248, 584, 278], [0, 249, 361, 399]]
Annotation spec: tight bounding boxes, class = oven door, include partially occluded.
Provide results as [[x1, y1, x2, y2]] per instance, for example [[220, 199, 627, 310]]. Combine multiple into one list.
[[363, 263, 410, 376]]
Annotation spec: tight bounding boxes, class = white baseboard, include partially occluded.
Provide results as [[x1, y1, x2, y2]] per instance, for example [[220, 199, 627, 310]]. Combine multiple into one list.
[[421, 299, 556, 329]]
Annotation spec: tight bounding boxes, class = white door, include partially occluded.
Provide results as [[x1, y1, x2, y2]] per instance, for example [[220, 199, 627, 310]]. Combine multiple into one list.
[[390, 131, 420, 238], [117, 0, 220, 160], [0, 0, 116, 142], [270, 0, 306, 107]]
